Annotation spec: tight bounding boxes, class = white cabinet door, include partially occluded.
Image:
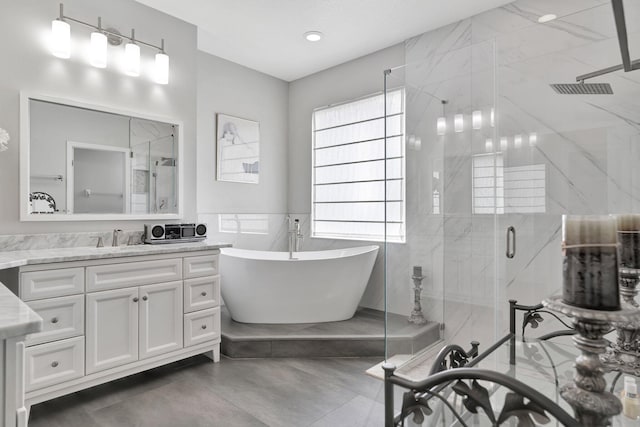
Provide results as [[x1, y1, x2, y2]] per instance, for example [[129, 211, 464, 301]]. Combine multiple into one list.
[[86, 287, 139, 374], [139, 281, 183, 360]]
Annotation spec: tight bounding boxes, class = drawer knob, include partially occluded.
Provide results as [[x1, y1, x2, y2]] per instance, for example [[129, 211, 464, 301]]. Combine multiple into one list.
[[201, 291, 207, 297], [142, 296, 148, 301], [201, 324, 207, 330], [51, 317, 59, 324], [133, 297, 139, 303], [51, 361, 59, 368]]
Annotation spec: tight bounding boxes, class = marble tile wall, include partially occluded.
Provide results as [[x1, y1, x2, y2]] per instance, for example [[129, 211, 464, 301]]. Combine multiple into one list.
[[397, 0, 640, 351]]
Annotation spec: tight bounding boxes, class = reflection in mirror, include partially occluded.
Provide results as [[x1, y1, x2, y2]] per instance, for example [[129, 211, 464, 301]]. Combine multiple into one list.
[[25, 97, 180, 219]]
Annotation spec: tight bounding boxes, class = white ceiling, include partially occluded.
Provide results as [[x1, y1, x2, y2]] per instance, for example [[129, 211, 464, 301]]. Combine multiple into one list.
[[135, 0, 513, 82]]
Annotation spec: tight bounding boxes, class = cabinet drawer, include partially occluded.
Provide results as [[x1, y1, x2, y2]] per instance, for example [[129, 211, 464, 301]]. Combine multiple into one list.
[[25, 295, 84, 347], [183, 255, 218, 279], [25, 336, 84, 392], [21, 268, 84, 301], [87, 258, 182, 292], [184, 276, 220, 313], [184, 307, 220, 347]]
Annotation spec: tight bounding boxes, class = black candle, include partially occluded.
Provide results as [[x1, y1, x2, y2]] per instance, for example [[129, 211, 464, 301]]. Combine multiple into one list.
[[617, 215, 640, 269], [562, 215, 620, 310]]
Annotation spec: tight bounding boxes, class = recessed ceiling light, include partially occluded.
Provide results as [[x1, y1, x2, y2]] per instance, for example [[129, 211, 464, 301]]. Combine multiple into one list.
[[538, 14, 557, 23], [304, 31, 323, 42]]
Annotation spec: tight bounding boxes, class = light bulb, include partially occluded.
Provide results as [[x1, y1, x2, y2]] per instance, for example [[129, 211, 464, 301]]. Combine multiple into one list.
[[500, 137, 508, 151], [454, 114, 464, 133], [514, 134, 522, 148], [124, 42, 140, 76], [485, 138, 493, 152], [529, 132, 538, 146], [472, 110, 482, 130], [414, 137, 422, 151], [490, 108, 495, 128], [90, 31, 107, 68], [155, 52, 169, 85], [436, 117, 446, 136], [51, 19, 71, 58]]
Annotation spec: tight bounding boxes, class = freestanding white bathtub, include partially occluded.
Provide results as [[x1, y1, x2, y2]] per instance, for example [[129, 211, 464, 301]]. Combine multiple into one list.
[[220, 245, 379, 324]]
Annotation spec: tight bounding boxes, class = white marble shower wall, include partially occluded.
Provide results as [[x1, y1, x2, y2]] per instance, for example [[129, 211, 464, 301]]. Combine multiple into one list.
[[391, 0, 640, 349]]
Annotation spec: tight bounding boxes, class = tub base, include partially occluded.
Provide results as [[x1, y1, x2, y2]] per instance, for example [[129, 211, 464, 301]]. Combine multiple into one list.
[[220, 306, 441, 358]]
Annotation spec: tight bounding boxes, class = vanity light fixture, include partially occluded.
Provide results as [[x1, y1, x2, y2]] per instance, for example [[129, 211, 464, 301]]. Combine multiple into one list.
[[154, 39, 169, 85], [50, 3, 169, 84], [500, 137, 508, 151], [436, 117, 446, 135], [51, 5, 70, 59], [514, 134, 523, 148], [472, 110, 482, 130], [485, 138, 493, 152], [454, 114, 464, 133], [304, 31, 323, 42], [436, 100, 448, 136], [529, 132, 538, 146], [538, 14, 557, 23], [89, 18, 107, 68], [490, 108, 495, 128], [123, 29, 140, 76]]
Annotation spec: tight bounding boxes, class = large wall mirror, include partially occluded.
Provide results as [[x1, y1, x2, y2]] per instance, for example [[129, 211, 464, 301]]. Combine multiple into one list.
[[20, 93, 183, 221]]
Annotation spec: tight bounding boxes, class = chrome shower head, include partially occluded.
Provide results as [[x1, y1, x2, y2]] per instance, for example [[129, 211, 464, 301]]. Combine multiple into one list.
[[550, 81, 613, 95]]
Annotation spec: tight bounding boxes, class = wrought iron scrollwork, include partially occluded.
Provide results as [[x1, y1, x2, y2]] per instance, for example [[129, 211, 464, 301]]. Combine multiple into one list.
[[511, 301, 575, 341], [389, 368, 580, 427], [429, 341, 479, 375]]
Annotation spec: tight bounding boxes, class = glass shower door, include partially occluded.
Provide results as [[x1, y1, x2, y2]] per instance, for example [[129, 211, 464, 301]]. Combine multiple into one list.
[[383, 38, 498, 368]]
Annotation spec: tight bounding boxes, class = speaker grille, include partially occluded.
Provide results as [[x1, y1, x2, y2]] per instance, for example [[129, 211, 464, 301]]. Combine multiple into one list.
[[196, 224, 207, 236], [151, 225, 164, 238]]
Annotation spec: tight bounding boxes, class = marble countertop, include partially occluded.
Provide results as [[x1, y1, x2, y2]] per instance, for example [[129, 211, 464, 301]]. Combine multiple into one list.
[[0, 241, 232, 270], [0, 281, 42, 339]]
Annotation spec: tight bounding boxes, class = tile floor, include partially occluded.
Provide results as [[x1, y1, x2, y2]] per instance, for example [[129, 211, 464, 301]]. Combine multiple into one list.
[[28, 355, 387, 427]]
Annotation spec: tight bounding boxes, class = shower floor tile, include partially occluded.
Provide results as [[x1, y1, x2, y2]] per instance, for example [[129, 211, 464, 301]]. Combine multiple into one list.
[[221, 306, 440, 358]]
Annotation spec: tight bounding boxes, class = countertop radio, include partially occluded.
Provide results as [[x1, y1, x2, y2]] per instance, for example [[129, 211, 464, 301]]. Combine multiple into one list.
[[144, 223, 207, 244]]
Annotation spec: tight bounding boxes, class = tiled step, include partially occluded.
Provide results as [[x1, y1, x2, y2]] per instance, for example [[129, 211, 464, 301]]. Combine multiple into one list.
[[221, 306, 441, 358]]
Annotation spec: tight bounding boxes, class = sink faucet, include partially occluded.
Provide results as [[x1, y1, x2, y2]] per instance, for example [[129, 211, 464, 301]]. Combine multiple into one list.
[[112, 229, 123, 247], [288, 217, 303, 259]]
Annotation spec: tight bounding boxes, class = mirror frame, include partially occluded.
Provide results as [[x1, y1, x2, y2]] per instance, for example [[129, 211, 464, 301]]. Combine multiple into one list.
[[20, 92, 184, 221]]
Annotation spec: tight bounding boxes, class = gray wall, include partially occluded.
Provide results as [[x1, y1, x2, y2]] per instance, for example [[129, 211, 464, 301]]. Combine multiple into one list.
[[196, 52, 289, 214], [0, 0, 197, 234]]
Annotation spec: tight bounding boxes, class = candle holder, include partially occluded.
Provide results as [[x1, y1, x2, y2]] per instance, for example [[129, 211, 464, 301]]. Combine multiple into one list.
[[601, 267, 640, 375], [408, 272, 427, 325], [543, 296, 640, 426]]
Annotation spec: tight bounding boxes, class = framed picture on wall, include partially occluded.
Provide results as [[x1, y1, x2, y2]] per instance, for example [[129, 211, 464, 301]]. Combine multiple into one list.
[[216, 114, 260, 184]]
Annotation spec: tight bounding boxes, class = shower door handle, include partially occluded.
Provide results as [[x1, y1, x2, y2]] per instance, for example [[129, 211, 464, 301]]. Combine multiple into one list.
[[506, 226, 516, 259]]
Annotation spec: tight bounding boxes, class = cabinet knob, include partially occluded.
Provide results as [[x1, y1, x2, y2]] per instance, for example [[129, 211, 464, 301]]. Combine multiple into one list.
[[133, 297, 139, 303], [51, 361, 59, 368], [51, 317, 59, 324], [142, 296, 148, 301], [201, 324, 207, 330], [201, 291, 207, 297]]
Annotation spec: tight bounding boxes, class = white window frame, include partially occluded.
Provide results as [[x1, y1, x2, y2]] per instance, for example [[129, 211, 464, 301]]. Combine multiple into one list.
[[311, 89, 406, 243]]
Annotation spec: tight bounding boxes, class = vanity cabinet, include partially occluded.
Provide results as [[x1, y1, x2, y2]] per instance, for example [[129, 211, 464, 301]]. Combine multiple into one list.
[[86, 280, 183, 373], [13, 249, 221, 407]]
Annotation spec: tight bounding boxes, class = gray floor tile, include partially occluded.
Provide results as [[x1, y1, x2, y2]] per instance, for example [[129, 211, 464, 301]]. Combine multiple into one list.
[[28, 355, 389, 427]]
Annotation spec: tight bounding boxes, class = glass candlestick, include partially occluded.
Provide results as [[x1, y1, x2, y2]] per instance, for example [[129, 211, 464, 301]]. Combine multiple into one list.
[[408, 267, 427, 325], [544, 297, 640, 426], [602, 215, 640, 374]]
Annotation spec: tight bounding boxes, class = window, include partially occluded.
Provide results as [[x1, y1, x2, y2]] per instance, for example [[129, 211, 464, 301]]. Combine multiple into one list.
[[311, 89, 406, 243], [472, 153, 546, 214]]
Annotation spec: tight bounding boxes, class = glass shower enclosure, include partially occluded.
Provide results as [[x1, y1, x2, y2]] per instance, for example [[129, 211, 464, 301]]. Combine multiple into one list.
[[383, 0, 640, 384]]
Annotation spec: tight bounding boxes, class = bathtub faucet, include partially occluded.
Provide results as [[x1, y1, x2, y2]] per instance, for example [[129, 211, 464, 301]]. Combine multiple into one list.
[[288, 217, 303, 259]]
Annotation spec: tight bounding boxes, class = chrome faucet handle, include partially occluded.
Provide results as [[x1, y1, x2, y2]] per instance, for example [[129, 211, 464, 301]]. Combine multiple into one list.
[[112, 229, 123, 247], [96, 236, 104, 248]]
